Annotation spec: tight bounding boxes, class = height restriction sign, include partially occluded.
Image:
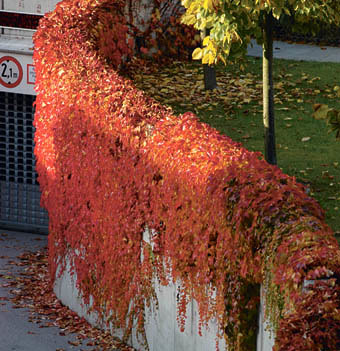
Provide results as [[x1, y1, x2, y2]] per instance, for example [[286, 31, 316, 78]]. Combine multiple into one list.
[[0, 56, 23, 88]]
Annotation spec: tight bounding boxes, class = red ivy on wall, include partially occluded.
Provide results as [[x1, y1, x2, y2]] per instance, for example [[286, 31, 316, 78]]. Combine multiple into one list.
[[33, 1, 340, 350]]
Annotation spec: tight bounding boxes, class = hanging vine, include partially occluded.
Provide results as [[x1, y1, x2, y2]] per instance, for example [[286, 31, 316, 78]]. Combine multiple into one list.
[[33, 1, 340, 350]]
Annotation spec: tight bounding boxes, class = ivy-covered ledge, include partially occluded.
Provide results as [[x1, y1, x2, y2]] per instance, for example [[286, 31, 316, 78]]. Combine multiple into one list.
[[34, 1, 340, 351], [53, 227, 275, 351]]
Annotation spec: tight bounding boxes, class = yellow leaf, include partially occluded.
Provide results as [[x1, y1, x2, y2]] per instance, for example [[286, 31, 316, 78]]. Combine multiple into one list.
[[219, 54, 226, 65], [202, 54, 209, 64], [181, 14, 196, 26], [202, 52, 215, 65], [312, 104, 332, 120], [192, 47, 203, 60], [203, 0, 214, 11], [334, 86, 340, 97], [202, 36, 210, 46]]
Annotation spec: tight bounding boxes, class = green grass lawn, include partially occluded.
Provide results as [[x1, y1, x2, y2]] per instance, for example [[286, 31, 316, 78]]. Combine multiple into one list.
[[129, 56, 340, 239]]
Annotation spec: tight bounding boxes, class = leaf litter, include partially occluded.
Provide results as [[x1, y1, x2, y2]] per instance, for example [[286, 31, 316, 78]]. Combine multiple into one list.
[[127, 59, 339, 119], [1, 249, 135, 351]]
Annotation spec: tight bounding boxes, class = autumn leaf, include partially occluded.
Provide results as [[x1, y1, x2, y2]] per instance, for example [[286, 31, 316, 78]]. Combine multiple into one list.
[[334, 86, 340, 97], [140, 47, 149, 55], [312, 104, 332, 120], [192, 48, 202, 60], [203, 0, 215, 11], [2, 250, 134, 351]]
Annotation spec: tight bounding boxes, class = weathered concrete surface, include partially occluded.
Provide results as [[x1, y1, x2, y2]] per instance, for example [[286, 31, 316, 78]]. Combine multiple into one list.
[[54, 237, 275, 351]]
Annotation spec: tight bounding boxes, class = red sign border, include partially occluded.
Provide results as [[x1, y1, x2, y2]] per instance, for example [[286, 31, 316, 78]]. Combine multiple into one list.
[[0, 56, 23, 88], [27, 64, 35, 85]]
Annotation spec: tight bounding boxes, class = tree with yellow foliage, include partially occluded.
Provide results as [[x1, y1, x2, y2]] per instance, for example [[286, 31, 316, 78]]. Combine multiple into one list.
[[181, 0, 340, 165]]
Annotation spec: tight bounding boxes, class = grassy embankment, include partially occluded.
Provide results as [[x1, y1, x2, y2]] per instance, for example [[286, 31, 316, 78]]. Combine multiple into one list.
[[129, 56, 340, 240]]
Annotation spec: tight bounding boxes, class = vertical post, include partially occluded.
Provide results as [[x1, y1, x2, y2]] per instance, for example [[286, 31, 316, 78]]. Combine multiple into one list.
[[202, 29, 218, 90], [1, 0, 4, 35], [262, 11, 277, 165]]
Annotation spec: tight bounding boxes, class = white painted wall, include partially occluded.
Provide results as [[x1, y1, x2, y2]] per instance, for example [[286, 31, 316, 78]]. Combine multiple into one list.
[[53, 229, 276, 351], [3, 0, 60, 14]]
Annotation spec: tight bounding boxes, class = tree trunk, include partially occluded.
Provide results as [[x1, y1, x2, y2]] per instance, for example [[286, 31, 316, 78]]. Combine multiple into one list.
[[202, 29, 217, 90], [262, 11, 277, 165], [203, 64, 218, 90]]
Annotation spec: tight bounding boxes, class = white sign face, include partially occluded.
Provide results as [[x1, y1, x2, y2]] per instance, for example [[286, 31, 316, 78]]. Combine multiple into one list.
[[0, 53, 36, 95], [27, 64, 36, 85], [0, 56, 23, 88]]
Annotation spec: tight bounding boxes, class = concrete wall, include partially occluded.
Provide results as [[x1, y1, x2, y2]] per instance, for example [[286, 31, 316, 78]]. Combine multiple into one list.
[[54, 230, 275, 351], [3, 0, 60, 14]]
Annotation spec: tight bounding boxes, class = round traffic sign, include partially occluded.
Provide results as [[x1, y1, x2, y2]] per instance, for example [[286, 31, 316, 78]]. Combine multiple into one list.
[[0, 56, 23, 88]]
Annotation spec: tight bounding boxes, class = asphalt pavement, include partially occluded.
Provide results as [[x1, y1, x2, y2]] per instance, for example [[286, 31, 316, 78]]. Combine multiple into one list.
[[0, 230, 97, 351], [247, 39, 340, 62]]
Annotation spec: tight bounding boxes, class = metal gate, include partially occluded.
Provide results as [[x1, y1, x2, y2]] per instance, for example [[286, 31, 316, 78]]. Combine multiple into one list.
[[0, 91, 48, 234]]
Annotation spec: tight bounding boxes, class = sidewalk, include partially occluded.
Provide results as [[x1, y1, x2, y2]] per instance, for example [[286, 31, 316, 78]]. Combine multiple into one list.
[[0, 230, 111, 351], [247, 39, 340, 62]]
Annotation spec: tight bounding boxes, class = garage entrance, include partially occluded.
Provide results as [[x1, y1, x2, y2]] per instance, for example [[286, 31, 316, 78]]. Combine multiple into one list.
[[0, 91, 48, 234]]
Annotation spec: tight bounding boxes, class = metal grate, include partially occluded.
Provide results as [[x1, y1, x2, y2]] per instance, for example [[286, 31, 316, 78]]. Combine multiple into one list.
[[0, 91, 48, 234]]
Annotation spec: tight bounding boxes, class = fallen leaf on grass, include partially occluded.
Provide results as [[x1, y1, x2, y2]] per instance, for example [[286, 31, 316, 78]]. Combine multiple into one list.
[[312, 104, 332, 120], [128, 60, 312, 117]]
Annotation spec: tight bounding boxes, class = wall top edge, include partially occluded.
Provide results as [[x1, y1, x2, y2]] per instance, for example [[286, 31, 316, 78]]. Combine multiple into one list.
[[0, 36, 34, 55]]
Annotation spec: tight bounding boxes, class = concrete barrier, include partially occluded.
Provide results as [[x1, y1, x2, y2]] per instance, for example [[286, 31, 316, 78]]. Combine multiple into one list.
[[53, 230, 275, 351]]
